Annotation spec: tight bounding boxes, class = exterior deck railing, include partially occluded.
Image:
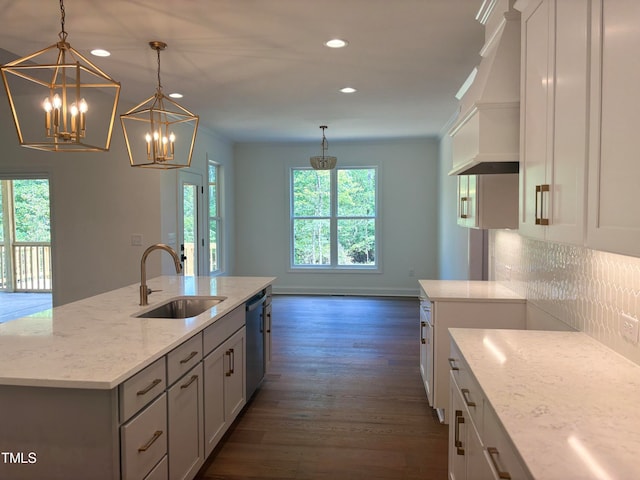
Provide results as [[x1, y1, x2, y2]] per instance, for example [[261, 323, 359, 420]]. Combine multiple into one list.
[[0, 242, 52, 292]]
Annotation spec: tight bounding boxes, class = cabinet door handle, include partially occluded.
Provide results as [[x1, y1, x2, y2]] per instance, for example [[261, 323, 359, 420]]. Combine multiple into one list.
[[136, 378, 162, 396], [460, 196, 469, 219], [540, 184, 550, 225], [180, 374, 198, 390], [230, 348, 235, 374], [420, 321, 426, 344], [448, 358, 459, 371], [266, 312, 272, 333], [461, 388, 476, 407], [225, 350, 232, 376], [225, 348, 235, 376], [487, 447, 512, 479], [535, 184, 550, 226], [179, 350, 198, 364], [454, 410, 465, 456], [138, 430, 163, 452]]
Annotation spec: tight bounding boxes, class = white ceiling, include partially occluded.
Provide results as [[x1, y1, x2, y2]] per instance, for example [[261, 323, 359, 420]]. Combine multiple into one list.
[[0, 0, 484, 142]]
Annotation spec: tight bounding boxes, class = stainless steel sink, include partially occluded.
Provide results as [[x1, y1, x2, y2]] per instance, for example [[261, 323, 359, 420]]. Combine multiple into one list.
[[135, 296, 226, 319]]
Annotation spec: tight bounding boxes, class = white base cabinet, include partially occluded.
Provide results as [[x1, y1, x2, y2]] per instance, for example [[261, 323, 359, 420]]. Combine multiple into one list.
[[168, 363, 204, 480], [448, 342, 530, 480], [419, 283, 525, 424], [203, 327, 246, 456]]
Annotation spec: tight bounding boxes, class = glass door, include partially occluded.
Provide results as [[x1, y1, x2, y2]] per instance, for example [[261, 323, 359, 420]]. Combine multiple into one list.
[[178, 172, 204, 277]]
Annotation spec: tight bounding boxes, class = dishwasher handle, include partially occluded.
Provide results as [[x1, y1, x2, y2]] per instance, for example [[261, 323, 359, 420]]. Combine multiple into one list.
[[246, 291, 267, 312]]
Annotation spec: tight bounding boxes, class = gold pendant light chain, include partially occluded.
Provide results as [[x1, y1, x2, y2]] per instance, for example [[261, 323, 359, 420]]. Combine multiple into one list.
[[58, 0, 68, 43], [156, 46, 163, 94]]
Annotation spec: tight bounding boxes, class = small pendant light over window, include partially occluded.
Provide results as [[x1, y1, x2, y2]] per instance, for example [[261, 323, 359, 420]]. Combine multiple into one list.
[[120, 41, 199, 169], [310, 125, 337, 170], [0, 0, 121, 152]]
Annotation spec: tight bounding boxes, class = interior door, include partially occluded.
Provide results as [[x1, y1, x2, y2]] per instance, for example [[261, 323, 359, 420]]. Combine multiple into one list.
[[178, 172, 204, 277]]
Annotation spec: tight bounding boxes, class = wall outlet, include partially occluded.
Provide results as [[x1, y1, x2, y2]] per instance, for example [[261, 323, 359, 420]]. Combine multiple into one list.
[[621, 314, 639, 344]]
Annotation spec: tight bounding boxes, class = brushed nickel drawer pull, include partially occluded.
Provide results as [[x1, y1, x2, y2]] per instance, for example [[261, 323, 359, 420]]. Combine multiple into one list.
[[180, 374, 198, 389], [136, 378, 162, 396], [454, 410, 465, 456], [448, 358, 459, 371], [179, 350, 198, 364], [487, 447, 511, 479], [461, 388, 476, 407], [138, 430, 163, 452], [420, 321, 426, 344]]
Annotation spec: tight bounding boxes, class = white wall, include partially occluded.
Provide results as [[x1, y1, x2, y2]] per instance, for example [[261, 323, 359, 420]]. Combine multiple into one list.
[[437, 132, 471, 279], [233, 138, 440, 296], [0, 89, 233, 306]]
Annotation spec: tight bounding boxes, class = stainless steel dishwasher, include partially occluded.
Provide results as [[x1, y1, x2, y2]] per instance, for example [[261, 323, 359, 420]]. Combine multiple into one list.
[[245, 290, 267, 399]]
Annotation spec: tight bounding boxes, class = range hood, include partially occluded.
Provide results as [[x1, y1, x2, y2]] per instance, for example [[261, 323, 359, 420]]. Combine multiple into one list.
[[449, 4, 521, 176]]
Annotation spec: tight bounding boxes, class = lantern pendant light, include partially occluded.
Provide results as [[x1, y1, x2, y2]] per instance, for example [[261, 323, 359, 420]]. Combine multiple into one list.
[[120, 41, 199, 169], [0, 0, 121, 152], [310, 125, 337, 170]]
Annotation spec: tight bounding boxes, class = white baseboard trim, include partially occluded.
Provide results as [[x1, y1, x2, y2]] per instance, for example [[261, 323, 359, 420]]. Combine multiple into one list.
[[271, 285, 419, 297]]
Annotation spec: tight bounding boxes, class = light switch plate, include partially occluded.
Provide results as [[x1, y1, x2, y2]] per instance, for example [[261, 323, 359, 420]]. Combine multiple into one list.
[[131, 234, 143, 246], [621, 314, 639, 344]]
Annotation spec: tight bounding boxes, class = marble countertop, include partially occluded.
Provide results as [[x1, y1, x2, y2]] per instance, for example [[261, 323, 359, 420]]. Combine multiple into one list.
[[449, 327, 640, 480], [0, 275, 275, 390], [419, 279, 524, 302]]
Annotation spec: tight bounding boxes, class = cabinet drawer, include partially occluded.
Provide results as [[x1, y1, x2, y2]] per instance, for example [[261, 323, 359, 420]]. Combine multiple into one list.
[[120, 357, 166, 423], [144, 455, 167, 480], [121, 393, 167, 480], [203, 305, 245, 355], [450, 342, 483, 433], [483, 404, 530, 480], [167, 333, 203, 385]]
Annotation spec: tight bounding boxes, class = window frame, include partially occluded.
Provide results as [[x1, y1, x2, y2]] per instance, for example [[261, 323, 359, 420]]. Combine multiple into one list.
[[207, 159, 222, 275], [289, 165, 380, 272]]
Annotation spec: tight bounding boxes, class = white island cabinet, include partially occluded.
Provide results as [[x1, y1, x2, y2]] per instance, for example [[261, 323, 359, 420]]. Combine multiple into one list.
[[448, 328, 640, 480], [0, 275, 274, 480]]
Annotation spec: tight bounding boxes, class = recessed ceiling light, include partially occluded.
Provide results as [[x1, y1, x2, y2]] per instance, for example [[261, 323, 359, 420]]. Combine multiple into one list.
[[340, 87, 357, 93], [325, 38, 348, 48], [90, 49, 111, 57], [169, 92, 183, 99]]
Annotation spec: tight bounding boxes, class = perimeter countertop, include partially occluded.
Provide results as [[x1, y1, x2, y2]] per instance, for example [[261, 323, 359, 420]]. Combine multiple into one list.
[[419, 279, 525, 303], [449, 327, 640, 480], [0, 275, 275, 390]]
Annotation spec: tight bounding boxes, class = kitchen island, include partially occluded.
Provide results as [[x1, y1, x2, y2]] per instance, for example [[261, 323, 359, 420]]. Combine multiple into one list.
[[0, 275, 275, 480], [449, 327, 640, 479]]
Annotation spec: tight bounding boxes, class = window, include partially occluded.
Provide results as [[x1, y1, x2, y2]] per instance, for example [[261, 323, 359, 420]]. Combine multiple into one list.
[[290, 167, 378, 269], [208, 161, 221, 274]]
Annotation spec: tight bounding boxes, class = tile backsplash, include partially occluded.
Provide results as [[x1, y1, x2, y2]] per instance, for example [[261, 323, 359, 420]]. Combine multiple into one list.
[[490, 230, 640, 365]]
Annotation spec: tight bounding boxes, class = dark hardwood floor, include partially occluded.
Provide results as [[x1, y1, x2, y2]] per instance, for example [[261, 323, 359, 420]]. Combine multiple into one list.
[[196, 295, 448, 480]]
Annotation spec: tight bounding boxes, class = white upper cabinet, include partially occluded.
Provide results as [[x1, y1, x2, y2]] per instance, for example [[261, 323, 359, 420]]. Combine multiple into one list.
[[519, 0, 589, 244], [457, 174, 519, 229], [587, 0, 640, 256]]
